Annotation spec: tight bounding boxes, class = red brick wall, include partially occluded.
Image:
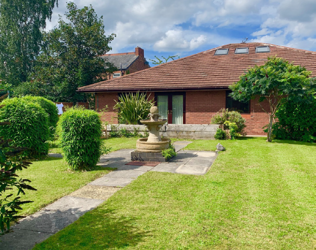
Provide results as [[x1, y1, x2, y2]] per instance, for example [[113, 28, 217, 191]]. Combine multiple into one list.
[[96, 93, 118, 124], [96, 90, 270, 135], [186, 90, 226, 124]]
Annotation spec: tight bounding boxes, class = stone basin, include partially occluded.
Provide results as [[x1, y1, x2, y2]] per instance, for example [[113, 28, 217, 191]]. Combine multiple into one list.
[[136, 138, 170, 153]]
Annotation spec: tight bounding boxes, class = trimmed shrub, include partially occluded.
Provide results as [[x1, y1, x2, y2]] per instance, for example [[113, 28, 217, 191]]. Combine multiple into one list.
[[272, 100, 316, 142], [0, 98, 49, 158], [211, 109, 246, 135], [214, 128, 227, 140], [22, 96, 59, 138], [59, 107, 103, 170]]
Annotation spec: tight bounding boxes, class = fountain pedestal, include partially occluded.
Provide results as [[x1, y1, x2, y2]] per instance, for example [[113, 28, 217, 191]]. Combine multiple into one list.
[[131, 106, 170, 162]]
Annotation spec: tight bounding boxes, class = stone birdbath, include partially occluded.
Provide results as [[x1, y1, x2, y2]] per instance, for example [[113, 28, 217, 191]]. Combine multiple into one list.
[[131, 106, 170, 162]]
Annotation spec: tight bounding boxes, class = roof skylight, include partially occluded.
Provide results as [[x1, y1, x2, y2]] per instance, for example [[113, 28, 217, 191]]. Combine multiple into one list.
[[235, 47, 249, 54], [215, 49, 229, 55], [256, 46, 270, 53]]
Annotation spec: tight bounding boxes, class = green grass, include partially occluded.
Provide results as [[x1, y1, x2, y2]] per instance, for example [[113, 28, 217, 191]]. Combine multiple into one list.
[[9, 157, 111, 216], [34, 138, 316, 249]]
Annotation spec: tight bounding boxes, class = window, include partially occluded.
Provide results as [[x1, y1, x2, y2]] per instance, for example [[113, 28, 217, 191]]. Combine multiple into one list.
[[235, 47, 249, 54], [226, 91, 250, 113], [256, 46, 270, 53], [113, 73, 121, 78], [215, 48, 229, 55]]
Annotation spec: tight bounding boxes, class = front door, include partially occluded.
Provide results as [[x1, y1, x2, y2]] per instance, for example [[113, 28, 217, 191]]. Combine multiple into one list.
[[156, 93, 185, 124]]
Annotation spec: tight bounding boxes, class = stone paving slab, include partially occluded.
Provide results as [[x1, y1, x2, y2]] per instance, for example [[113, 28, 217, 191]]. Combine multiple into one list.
[[150, 163, 179, 173], [175, 163, 210, 175], [115, 165, 154, 171], [173, 141, 192, 152], [14, 209, 82, 234], [69, 186, 121, 200], [105, 169, 146, 179], [0, 228, 52, 250], [44, 196, 104, 213], [89, 176, 134, 187]]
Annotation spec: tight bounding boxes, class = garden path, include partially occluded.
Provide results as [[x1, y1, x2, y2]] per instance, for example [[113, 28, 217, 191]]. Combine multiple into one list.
[[0, 141, 217, 250]]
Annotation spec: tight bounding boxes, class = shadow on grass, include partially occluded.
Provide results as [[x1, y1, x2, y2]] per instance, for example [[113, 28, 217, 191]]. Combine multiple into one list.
[[272, 139, 316, 147], [1, 206, 150, 250], [36, 208, 150, 249]]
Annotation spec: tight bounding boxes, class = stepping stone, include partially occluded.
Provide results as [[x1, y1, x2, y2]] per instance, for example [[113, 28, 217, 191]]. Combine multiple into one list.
[[47, 153, 63, 158]]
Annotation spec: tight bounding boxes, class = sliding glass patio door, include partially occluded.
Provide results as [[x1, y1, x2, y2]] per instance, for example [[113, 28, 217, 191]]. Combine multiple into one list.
[[156, 93, 185, 124]]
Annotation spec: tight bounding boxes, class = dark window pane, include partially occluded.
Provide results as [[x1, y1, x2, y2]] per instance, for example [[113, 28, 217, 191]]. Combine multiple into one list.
[[226, 91, 250, 113]]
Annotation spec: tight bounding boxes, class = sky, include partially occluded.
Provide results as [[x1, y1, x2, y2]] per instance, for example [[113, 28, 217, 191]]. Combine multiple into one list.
[[46, 0, 316, 65]]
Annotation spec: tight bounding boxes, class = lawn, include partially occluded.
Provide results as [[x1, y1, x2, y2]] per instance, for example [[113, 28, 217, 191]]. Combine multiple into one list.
[[13, 137, 138, 216], [34, 137, 316, 249], [9, 158, 112, 216]]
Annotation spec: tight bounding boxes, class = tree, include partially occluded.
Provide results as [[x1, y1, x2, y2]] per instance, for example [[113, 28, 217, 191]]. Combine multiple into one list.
[[229, 57, 316, 142], [0, 0, 58, 86], [20, 2, 115, 102], [149, 55, 179, 65]]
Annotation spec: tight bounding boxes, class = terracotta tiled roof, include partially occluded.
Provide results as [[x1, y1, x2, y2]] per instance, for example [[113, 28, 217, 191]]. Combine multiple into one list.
[[78, 43, 316, 92]]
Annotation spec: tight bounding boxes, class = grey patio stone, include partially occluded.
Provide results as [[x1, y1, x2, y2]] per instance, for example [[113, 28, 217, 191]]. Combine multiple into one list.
[[0, 228, 52, 250], [151, 163, 179, 173], [105, 169, 146, 179], [44, 196, 104, 213], [69, 185, 121, 200], [173, 141, 192, 152], [89, 176, 134, 187], [116, 165, 154, 171]]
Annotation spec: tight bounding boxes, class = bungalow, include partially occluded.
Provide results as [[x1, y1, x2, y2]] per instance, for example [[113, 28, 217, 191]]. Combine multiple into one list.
[[77, 42, 316, 135]]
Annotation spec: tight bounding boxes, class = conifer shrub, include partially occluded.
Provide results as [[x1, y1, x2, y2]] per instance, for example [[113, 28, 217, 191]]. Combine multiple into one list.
[[58, 107, 103, 170], [0, 98, 49, 158], [22, 96, 58, 138]]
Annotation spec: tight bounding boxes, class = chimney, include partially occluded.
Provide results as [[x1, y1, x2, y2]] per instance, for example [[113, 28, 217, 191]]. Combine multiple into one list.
[[135, 47, 144, 58]]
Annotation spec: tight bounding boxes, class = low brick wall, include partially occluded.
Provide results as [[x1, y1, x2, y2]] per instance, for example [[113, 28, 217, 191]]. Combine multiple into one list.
[[106, 124, 220, 139]]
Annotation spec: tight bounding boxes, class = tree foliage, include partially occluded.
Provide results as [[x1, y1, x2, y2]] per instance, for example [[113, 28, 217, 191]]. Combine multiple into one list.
[[149, 55, 179, 65], [229, 57, 316, 142], [272, 98, 316, 142], [19, 2, 115, 102], [0, 0, 58, 86]]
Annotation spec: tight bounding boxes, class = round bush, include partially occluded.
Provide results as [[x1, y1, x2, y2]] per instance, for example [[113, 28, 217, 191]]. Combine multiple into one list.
[[22, 96, 58, 138], [0, 98, 49, 158], [58, 107, 102, 170], [211, 109, 246, 135]]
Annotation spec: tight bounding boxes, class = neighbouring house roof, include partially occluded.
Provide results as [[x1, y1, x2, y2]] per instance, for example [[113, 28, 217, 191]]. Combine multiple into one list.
[[78, 42, 316, 93], [101, 54, 138, 70]]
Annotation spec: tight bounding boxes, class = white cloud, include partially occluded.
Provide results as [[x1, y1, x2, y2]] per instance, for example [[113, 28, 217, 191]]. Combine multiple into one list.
[[44, 0, 316, 54]]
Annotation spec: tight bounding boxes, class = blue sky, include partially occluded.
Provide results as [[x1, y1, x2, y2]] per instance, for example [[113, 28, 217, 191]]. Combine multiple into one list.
[[47, 0, 316, 66]]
